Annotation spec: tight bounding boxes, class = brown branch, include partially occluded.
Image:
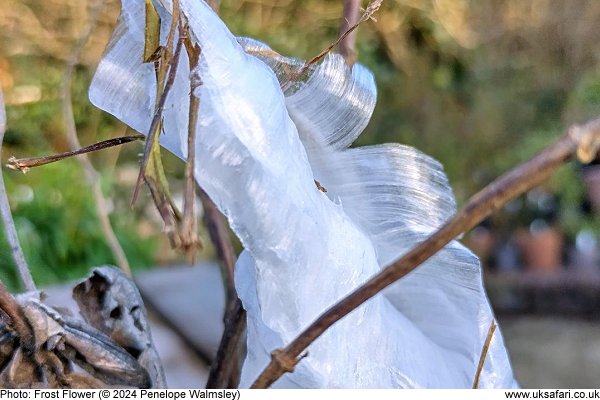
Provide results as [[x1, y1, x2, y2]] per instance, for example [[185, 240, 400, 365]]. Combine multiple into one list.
[[0, 88, 36, 292], [6, 135, 144, 173], [0, 281, 33, 350], [250, 117, 600, 388], [338, 0, 361, 66], [301, 0, 383, 74], [206, 298, 246, 388], [199, 187, 246, 389], [60, 0, 132, 275], [473, 320, 497, 389]]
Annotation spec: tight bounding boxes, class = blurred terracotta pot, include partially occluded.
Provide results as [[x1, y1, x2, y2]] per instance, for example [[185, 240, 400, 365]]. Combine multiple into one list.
[[515, 226, 563, 273]]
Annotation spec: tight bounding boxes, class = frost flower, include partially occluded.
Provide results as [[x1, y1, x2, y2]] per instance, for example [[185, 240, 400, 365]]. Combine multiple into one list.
[[89, 0, 518, 388]]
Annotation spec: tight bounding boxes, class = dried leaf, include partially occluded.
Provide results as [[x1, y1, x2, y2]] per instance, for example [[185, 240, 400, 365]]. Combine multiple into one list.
[[1, 290, 154, 388], [145, 150, 184, 249], [61, 320, 151, 388], [144, 0, 161, 63], [0, 348, 38, 388]]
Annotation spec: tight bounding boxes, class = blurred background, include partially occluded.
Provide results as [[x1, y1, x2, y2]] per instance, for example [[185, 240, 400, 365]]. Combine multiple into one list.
[[1, 0, 600, 387]]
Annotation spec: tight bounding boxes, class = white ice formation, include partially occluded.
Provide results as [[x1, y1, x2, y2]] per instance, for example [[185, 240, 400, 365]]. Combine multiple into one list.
[[89, 0, 518, 388]]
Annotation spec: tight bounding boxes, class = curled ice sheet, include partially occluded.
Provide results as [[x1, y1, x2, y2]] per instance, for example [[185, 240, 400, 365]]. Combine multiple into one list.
[[89, 0, 517, 388], [238, 38, 377, 150], [299, 144, 516, 388], [286, 55, 376, 149], [309, 144, 456, 240], [237, 37, 305, 92]]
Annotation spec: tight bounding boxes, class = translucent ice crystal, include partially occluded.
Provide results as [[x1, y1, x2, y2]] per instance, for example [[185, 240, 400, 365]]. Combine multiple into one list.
[[89, 0, 517, 388]]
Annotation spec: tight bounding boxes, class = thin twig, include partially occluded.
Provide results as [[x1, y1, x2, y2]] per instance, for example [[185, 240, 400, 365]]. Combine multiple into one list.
[[60, 0, 132, 275], [250, 117, 600, 388], [132, 0, 182, 205], [300, 0, 383, 75], [181, 19, 203, 263], [0, 89, 36, 291], [473, 320, 497, 389], [200, 187, 246, 389], [6, 135, 144, 173], [338, 0, 361, 66], [0, 281, 33, 350]]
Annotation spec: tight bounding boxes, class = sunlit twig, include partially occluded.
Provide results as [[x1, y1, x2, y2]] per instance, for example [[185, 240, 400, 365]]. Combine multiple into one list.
[[473, 320, 497, 389], [0, 88, 36, 292]]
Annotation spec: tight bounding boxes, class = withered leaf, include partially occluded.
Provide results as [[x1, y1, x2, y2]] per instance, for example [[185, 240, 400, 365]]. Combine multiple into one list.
[[144, 0, 162, 63]]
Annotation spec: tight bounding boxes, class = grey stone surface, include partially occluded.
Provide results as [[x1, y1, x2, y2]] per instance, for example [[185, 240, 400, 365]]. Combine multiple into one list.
[[135, 263, 226, 360], [500, 316, 600, 388], [146, 311, 209, 388]]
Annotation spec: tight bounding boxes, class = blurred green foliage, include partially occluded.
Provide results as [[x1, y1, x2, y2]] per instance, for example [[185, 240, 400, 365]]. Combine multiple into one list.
[[0, 160, 158, 291], [2, 0, 600, 286]]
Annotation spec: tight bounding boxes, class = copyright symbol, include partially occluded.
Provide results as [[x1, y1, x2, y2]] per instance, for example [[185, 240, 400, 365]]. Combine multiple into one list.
[[100, 390, 111, 399]]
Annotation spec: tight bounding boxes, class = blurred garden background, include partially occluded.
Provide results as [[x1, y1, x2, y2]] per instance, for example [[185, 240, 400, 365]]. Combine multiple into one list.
[[2, 0, 600, 306], [3, 0, 600, 388]]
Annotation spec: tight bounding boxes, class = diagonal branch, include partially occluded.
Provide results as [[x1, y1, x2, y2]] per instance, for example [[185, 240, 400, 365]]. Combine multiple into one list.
[[6, 135, 144, 173], [0, 89, 36, 292], [301, 0, 383, 74], [250, 116, 600, 388]]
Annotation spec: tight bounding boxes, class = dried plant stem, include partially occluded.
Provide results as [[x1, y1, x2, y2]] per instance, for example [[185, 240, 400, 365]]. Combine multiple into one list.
[[0, 89, 36, 292], [200, 187, 246, 389], [6, 136, 144, 173], [473, 321, 497, 389], [338, 0, 361, 66], [132, 0, 182, 205], [206, 298, 246, 388], [250, 117, 600, 388], [181, 98, 200, 261], [60, 0, 133, 275], [301, 0, 383, 74], [181, 21, 203, 263]]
